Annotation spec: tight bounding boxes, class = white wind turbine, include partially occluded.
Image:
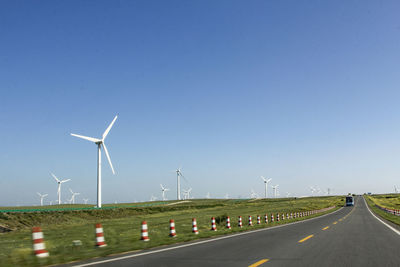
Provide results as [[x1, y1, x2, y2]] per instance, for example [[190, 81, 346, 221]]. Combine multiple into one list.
[[83, 198, 89, 204], [250, 189, 258, 199], [183, 188, 192, 200], [69, 189, 80, 204], [261, 176, 272, 198], [71, 115, 117, 208], [37, 192, 48, 206], [271, 184, 279, 198], [175, 167, 185, 200], [394, 185, 399, 194], [150, 195, 157, 201], [224, 193, 229, 199], [160, 184, 170, 200], [206, 192, 211, 199], [51, 173, 71, 205]]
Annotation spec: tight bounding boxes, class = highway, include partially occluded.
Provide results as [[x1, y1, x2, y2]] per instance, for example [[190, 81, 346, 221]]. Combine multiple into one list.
[[69, 196, 400, 267]]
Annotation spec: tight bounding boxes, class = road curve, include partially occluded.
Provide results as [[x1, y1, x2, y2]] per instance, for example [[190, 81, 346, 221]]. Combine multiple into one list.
[[68, 196, 400, 267]]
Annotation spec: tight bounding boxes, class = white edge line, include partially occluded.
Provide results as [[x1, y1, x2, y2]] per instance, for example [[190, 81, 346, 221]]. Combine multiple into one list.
[[73, 207, 344, 267], [363, 197, 400, 236]]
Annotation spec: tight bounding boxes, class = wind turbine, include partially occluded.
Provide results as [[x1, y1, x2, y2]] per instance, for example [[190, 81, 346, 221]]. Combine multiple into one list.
[[175, 167, 185, 200], [395, 185, 399, 194], [51, 173, 71, 205], [286, 192, 291, 198], [206, 192, 211, 199], [37, 193, 48, 206], [71, 115, 117, 208], [69, 189, 80, 204], [150, 195, 157, 201], [83, 198, 89, 204], [261, 176, 272, 198], [271, 185, 279, 198], [250, 189, 258, 199], [183, 188, 192, 200], [160, 184, 170, 200]]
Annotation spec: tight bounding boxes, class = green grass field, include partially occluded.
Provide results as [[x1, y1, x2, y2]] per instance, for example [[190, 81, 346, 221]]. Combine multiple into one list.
[[0, 196, 344, 266], [364, 194, 400, 226]]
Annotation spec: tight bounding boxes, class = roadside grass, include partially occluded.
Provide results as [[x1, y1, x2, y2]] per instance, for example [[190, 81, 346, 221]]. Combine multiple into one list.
[[364, 194, 400, 226], [0, 196, 343, 266]]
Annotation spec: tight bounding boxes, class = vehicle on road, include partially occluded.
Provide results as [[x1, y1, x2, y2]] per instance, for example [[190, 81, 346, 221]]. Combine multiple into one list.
[[345, 195, 354, 206]]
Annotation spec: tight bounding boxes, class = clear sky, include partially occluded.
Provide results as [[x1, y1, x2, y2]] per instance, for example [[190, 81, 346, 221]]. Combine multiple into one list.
[[1, 1, 400, 206]]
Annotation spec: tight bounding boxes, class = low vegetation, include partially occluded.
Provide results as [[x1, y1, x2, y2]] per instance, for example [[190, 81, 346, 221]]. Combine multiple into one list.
[[0, 196, 343, 266], [364, 194, 400, 226]]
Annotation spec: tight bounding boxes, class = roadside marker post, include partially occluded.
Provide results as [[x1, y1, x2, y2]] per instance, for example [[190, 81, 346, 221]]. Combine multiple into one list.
[[169, 219, 177, 237], [95, 223, 107, 247], [141, 221, 150, 241], [211, 217, 217, 231], [257, 215, 261, 224], [248, 216, 253, 226], [226, 216, 231, 229], [32, 227, 49, 258], [238, 216, 243, 228], [264, 214, 268, 223], [192, 218, 199, 234]]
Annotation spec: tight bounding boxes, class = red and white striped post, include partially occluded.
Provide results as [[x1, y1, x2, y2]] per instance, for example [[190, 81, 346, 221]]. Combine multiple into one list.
[[277, 213, 280, 222], [257, 215, 261, 224], [95, 223, 107, 247], [226, 216, 231, 229], [169, 219, 177, 237], [141, 221, 150, 241], [192, 218, 199, 234], [271, 213, 274, 222], [282, 213, 285, 220], [238, 216, 243, 228], [248, 216, 253, 226], [264, 214, 268, 223], [211, 217, 217, 231], [290, 212, 293, 219], [32, 227, 49, 258]]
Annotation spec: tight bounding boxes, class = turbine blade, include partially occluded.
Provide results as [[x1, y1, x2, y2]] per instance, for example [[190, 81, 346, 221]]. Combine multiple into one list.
[[37, 192, 41, 197], [102, 115, 118, 140], [51, 173, 60, 183], [102, 143, 115, 174], [71, 133, 101, 143], [61, 179, 71, 183], [69, 188, 73, 194], [43, 194, 48, 197]]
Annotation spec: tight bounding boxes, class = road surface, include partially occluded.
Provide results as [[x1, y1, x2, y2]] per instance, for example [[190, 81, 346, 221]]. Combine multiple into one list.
[[68, 196, 400, 267]]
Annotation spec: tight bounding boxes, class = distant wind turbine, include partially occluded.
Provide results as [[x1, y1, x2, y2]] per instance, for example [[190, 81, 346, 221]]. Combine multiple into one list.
[[183, 188, 192, 200], [206, 192, 211, 199], [160, 184, 170, 200], [175, 167, 185, 200], [271, 185, 279, 198], [69, 189, 80, 204], [83, 198, 89, 204], [395, 185, 399, 194], [250, 189, 258, 199], [37, 192, 48, 206], [261, 176, 272, 198], [51, 173, 71, 205], [71, 115, 118, 208]]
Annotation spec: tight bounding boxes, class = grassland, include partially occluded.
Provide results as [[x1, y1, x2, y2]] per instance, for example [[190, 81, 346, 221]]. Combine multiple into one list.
[[364, 194, 400, 226], [0, 196, 344, 266]]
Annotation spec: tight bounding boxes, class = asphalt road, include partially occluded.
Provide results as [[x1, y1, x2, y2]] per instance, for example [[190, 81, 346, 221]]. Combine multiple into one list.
[[70, 196, 400, 267]]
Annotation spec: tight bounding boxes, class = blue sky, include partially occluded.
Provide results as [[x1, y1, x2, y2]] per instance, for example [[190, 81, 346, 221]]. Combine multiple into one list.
[[1, 1, 400, 206]]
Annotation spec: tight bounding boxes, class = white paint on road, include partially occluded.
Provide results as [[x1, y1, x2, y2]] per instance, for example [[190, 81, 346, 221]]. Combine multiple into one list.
[[363, 197, 400, 236]]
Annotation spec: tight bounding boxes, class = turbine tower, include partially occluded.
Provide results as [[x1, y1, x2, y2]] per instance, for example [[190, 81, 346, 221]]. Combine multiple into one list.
[[69, 189, 80, 204], [175, 167, 184, 200], [71, 115, 117, 208], [51, 173, 71, 205], [261, 176, 272, 198], [160, 184, 170, 200], [271, 184, 279, 198], [37, 192, 48, 206]]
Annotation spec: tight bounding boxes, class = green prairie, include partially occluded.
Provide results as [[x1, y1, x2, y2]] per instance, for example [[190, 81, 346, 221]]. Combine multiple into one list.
[[364, 194, 400, 226], [0, 196, 344, 266]]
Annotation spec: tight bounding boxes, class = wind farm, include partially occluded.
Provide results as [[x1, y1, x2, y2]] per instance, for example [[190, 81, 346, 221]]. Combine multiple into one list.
[[2, 1, 400, 266]]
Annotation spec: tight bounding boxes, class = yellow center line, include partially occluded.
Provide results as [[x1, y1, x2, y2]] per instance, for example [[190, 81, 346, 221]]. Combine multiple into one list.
[[322, 226, 329, 230], [333, 221, 337, 224], [248, 259, 269, 267], [298, 234, 314, 243]]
